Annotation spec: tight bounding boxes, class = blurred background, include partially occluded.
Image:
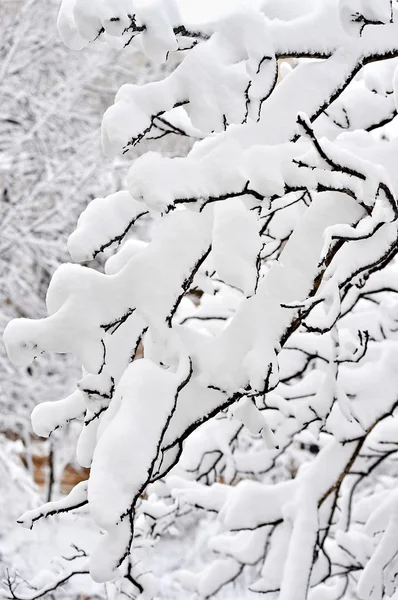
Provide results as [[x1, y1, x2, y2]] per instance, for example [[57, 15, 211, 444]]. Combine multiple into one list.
[[0, 1, 195, 596]]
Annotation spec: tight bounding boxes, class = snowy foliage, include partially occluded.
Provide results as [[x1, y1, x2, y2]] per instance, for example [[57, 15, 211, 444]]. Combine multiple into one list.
[[1, 1, 194, 597], [0, 0, 190, 437], [0, 0, 123, 439], [5, 0, 398, 598]]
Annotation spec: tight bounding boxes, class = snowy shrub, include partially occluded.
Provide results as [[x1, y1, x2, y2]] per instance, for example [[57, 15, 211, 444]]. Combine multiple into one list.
[[5, 0, 398, 598]]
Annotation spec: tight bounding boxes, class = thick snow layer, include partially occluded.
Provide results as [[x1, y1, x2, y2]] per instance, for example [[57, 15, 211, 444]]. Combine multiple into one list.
[[6, 0, 398, 597], [31, 389, 85, 438], [68, 190, 149, 262]]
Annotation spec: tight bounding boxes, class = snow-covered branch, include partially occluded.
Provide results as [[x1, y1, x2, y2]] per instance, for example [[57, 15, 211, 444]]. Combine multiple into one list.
[[5, 0, 398, 598]]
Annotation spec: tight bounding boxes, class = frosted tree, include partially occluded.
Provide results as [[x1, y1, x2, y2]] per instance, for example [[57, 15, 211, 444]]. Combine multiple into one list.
[[5, 0, 398, 598], [0, 0, 122, 464], [0, 0, 191, 486], [1, 1, 194, 597]]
